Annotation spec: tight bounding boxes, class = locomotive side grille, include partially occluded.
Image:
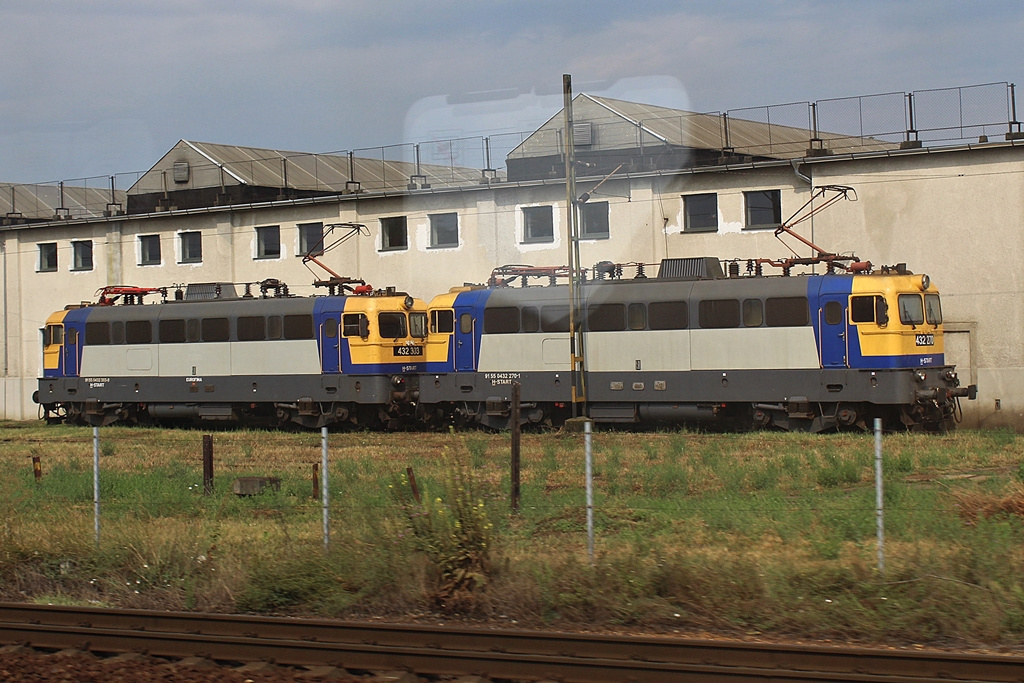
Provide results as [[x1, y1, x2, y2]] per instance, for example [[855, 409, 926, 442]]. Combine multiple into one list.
[[657, 257, 724, 280]]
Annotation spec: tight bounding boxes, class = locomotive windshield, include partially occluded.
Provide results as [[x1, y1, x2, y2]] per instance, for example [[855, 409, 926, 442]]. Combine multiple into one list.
[[378, 312, 408, 338], [898, 294, 925, 326], [925, 293, 942, 325]]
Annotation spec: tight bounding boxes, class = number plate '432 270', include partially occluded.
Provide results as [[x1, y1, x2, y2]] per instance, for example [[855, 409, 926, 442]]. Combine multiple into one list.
[[393, 346, 424, 357], [915, 334, 935, 346]]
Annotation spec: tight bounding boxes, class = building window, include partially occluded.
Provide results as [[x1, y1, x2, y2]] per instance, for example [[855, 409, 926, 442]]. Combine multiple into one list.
[[139, 234, 161, 265], [380, 216, 408, 251], [522, 206, 554, 243], [256, 225, 281, 259], [38, 243, 57, 272], [71, 240, 93, 271], [299, 222, 324, 256], [179, 231, 202, 263], [580, 201, 609, 239], [684, 193, 718, 232], [429, 213, 459, 248], [744, 190, 782, 229]]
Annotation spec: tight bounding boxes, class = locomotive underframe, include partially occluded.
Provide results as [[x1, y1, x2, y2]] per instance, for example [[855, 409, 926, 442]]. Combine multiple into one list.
[[35, 373, 417, 429], [418, 366, 967, 432]]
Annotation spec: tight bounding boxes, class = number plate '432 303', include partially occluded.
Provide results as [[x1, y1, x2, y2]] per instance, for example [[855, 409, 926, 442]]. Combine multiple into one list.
[[393, 346, 424, 357], [915, 334, 935, 347]]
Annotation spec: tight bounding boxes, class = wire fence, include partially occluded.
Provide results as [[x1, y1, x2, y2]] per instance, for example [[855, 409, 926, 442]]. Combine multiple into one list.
[[3, 82, 1019, 222]]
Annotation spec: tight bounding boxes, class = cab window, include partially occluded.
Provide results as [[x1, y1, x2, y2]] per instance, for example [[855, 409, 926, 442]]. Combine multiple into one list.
[[850, 295, 888, 326], [378, 312, 407, 338], [898, 294, 925, 326], [45, 324, 64, 346], [409, 312, 427, 338], [343, 313, 368, 338], [430, 310, 454, 334], [924, 294, 942, 325]]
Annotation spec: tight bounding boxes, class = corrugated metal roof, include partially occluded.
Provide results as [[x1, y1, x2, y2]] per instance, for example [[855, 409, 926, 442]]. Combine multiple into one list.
[[128, 140, 495, 196], [0, 182, 126, 221], [509, 94, 898, 160]]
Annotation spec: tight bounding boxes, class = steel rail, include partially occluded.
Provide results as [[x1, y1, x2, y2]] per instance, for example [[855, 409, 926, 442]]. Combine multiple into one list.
[[1, 603, 1021, 682]]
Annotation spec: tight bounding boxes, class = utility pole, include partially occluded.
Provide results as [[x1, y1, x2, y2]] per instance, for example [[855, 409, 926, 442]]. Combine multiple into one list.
[[563, 74, 587, 416]]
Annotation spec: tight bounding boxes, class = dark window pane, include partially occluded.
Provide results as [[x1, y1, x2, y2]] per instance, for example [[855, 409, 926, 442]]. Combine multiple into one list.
[[431, 309, 454, 334], [283, 314, 313, 339], [125, 320, 152, 344], [378, 312, 407, 338], [299, 222, 324, 256], [541, 305, 570, 332], [322, 317, 338, 338], [159, 319, 187, 343], [742, 299, 763, 327], [627, 303, 647, 330], [267, 315, 283, 339], [39, 243, 57, 272], [256, 226, 281, 258], [580, 201, 609, 239], [140, 235, 161, 265], [744, 190, 781, 228], [765, 297, 809, 327], [381, 216, 408, 251], [850, 296, 875, 323], [343, 313, 367, 337], [925, 294, 942, 325], [825, 301, 845, 325], [110, 321, 124, 344], [202, 318, 229, 342], [522, 206, 554, 243], [484, 307, 520, 334], [649, 301, 688, 330], [587, 303, 625, 331], [186, 319, 201, 342], [237, 316, 266, 341], [684, 193, 718, 231], [85, 321, 109, 345], [429, 213, 459, 247], [521, 306, 540, 332], [699, 299, 741, 328], [898, 294, 925, 325], [459, 313, 474, 335], [180, 232, 202, 263]]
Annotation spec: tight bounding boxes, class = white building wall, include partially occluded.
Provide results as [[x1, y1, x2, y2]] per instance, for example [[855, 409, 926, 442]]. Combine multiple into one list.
[[4, 144, 1023, 427]]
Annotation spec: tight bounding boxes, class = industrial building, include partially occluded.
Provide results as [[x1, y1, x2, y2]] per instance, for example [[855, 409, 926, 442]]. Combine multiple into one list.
[[3, 82, 1022, 428]]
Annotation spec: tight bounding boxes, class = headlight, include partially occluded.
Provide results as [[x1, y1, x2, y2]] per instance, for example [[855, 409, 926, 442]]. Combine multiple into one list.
[[920, 274, 930, 291], [914, 370, 927, 383]]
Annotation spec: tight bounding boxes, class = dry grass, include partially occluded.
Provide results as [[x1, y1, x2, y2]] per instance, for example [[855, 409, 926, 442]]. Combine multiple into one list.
[[4, 422, 1024, 645]]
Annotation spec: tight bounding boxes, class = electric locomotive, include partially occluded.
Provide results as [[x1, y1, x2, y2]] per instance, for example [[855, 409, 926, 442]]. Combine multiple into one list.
[[34, 279, 428, 428], [417, 258, 976, 432]]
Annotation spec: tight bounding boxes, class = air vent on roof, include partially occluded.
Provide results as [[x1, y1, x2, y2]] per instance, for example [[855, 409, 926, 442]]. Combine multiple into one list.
[[657, 257, 724, 280], [172, 161, 190, 183], [184, 283, 237, 300], [573, 122, 593, 146]]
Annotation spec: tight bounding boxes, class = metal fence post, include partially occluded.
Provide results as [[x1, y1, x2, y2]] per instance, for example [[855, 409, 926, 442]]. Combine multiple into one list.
[[93, 427, 100, 548], [321, 427, 329, 553], [585, 421, 594, 566], [874, 417, 885, 575]]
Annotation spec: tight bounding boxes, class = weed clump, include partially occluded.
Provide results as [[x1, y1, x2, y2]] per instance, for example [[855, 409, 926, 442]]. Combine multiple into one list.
[[392, 447, 494, 612]]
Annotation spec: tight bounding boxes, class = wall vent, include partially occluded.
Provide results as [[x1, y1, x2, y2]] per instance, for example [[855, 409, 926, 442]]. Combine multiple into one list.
[[172, 161, 190, 183]]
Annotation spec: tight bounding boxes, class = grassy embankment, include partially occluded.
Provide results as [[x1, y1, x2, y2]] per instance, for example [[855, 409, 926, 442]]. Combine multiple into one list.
[[2, 421, 1024, 647]]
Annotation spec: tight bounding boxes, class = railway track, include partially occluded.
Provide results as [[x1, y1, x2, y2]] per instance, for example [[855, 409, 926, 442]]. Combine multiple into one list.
[[1, 602, 1022, 682]]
